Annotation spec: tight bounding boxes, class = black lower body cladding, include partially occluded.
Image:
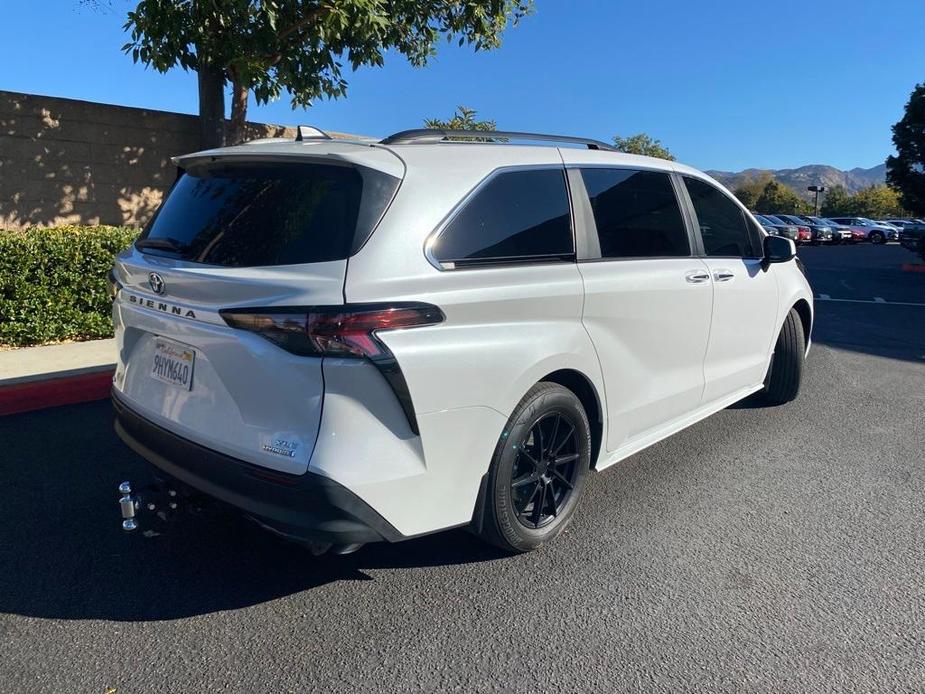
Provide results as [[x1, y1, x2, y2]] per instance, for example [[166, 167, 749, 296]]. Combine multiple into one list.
[[112, 391, 403, 545]]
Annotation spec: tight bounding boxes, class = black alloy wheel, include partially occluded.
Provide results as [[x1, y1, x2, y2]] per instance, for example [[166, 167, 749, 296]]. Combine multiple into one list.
[[510, 412, 581, 529], [477, 382, 591, 552]]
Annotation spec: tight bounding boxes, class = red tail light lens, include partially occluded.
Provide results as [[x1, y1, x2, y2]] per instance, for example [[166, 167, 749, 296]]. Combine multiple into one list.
[[220, 304, 444, 358]]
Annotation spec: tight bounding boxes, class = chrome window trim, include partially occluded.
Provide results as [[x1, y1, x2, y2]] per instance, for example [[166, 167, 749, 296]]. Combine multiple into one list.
[[423, 164, 574, 272]]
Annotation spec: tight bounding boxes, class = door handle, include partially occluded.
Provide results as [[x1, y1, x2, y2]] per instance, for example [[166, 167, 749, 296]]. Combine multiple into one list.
[[685, 270, 711, 284], [713, 269, 735, 282]]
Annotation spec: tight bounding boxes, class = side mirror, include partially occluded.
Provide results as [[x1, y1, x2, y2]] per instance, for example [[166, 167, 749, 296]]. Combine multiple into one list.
[[763, 234, 796, 268]]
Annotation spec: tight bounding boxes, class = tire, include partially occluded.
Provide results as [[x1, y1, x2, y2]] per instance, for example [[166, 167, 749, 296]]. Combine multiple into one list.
[[762, 308, 805, 405], [478, 382, 591, 553], [869, 231, 884, 244]]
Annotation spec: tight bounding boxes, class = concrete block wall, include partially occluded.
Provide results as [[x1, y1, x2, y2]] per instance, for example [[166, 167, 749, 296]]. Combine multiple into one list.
[[0, 90, 348, 229]]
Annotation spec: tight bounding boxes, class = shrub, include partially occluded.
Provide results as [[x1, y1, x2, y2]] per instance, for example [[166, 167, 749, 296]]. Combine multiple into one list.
[[0, 225, 139, 347]]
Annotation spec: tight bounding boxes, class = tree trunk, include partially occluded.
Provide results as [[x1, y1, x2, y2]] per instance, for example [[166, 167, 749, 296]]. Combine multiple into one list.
[[227, 79, 249, 146], [197, 64, 225, 149]]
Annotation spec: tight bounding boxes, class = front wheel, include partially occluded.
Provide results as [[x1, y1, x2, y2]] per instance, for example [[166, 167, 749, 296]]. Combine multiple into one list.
[[761, 308, 805, 405], [869, 231, 885, 244], [477, 382, 591, 553]]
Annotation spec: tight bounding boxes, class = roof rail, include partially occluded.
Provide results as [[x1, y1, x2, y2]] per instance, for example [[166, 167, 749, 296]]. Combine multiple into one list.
[[295, 125, 332, 141], [380, 128, 617, 151]]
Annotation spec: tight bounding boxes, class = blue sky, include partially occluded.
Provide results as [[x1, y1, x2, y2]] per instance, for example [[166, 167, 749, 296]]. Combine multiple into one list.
[[3, 0, 923, 172]]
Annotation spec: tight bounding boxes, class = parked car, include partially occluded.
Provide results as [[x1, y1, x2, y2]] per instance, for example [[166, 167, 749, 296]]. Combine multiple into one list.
[[754, 214, 783, 236], [827, 217, 896, 243], [763, 214, 812, 244], [899, 221, 925, 261], [758, 214, 800, 241], [874, 220, 903, 238], [885, 219, 920, 235], [109, 126, 813, 554], [776, 214, 833, 244], [802, 216, 853, 244]]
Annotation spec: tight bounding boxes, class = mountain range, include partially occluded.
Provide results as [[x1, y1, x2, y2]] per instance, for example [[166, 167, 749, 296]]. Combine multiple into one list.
[[706, 163, 887, 199]]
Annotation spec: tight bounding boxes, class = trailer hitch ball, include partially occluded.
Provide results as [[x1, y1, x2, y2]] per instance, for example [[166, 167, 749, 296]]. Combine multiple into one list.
[[119, 481, 138, 532]]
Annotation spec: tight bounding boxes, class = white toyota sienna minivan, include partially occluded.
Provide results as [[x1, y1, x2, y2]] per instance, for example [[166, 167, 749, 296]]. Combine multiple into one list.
[[110, 127, 813, 554]]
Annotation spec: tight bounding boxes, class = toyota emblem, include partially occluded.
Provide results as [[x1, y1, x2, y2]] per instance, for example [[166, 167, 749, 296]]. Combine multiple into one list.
[[148, 272, 165, 295]]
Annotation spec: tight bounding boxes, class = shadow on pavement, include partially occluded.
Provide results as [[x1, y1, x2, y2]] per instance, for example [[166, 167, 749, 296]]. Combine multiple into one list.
[[0, 401, 505, 622], [798, 244, 925, 364]]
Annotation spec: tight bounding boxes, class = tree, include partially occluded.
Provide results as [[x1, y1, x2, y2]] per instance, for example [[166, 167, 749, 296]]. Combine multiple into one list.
[[733, 174, 807, 214], [424, 105, 496, 132], [848, 185, 907, 218], [123, 1, 533, 148], [886, 83, 925, 215], [820, 185, 852, 217], [754, 179, 809, 215], [612, 133, 675, 160], [733, 172, 774, 210]]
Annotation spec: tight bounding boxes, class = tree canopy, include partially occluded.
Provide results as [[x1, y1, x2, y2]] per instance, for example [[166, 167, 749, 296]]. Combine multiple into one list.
[[733, 175, 808, 214], [821, 184, 907, 218], [886, 83, 925, 215], [732, 173, 774, 210], [424, 105, 496, 132], [123, 0, 532, 147], [612, 133, 675, 160], [820, 185, 852, 217]]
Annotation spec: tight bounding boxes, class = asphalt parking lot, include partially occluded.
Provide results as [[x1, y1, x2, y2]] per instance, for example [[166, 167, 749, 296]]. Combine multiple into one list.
[[2, 243, 923, 693]]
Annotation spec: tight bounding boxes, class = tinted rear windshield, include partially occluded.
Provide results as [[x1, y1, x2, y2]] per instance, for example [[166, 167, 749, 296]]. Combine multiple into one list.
[[137, 161, 400, 267]]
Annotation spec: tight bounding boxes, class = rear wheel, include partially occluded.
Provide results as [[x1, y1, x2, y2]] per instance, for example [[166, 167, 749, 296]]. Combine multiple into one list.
[[761, 308, 805, 405], [478, 382, 591, 553]]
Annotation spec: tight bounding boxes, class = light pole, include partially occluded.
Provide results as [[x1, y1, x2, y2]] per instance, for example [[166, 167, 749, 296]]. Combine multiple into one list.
[[807, 185, 825, 216]]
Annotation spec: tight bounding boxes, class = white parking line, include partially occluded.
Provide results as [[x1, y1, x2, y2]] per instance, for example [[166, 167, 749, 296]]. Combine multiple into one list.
[[815, 295, 925, 307]]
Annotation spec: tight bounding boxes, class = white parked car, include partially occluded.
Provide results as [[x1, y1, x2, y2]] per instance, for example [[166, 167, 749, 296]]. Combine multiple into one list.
[[110, 127, 813, 554]]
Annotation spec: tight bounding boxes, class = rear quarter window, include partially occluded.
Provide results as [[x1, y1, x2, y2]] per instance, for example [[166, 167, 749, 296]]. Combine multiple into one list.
[[138, 162, 400, 267], [431, 168, 573, 267]]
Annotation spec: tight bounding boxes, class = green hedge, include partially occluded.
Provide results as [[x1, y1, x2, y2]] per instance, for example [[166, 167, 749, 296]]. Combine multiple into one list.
[[0, 225, 139, 347]]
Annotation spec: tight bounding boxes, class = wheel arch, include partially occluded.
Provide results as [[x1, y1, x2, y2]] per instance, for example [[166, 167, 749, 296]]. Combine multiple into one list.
[[468, 367, 605, 536], [539, 368, 604, 470], [792, 298, 812, 349]]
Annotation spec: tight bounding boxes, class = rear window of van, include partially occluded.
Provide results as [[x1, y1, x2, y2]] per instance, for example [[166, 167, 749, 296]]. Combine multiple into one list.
[[137, 162, 400, 267]]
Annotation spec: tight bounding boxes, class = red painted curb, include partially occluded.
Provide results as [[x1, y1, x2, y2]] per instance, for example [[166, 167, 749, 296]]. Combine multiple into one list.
[[0, 369, 115, 416], [901, 263, 925, 273]]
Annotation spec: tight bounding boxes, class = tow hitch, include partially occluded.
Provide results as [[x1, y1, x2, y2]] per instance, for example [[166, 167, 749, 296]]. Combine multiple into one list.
[[118, 480, 196, 535]]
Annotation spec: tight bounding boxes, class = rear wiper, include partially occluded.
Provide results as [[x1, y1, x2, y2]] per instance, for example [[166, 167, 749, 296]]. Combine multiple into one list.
[[135, 237, 188, 253]]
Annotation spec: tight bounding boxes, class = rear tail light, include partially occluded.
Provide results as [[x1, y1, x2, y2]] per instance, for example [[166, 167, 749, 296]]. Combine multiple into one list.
[[220, 303, 444, 358], [220, 303, 444, 435]]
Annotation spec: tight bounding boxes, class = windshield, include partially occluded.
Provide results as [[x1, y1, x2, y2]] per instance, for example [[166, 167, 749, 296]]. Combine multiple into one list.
[[137, 161, 400, 267]]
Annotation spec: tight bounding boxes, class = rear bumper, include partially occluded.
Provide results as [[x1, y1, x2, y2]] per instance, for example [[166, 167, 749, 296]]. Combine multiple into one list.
[[112, 390, 404, 545]]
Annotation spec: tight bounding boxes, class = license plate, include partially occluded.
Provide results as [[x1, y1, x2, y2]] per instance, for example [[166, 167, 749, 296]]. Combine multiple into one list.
[[151, 338, 195, 390]]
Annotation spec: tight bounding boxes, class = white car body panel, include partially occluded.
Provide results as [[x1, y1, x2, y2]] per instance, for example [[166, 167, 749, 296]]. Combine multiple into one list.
[[699, 256, 780, 403], [576, 258, 713, 451], [110, 136, 813, 543]]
